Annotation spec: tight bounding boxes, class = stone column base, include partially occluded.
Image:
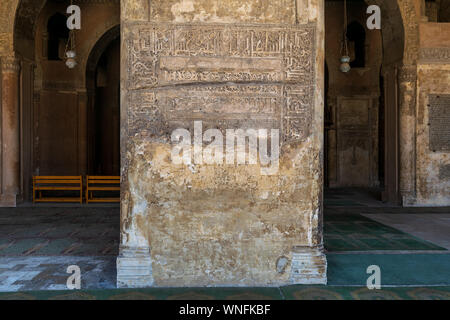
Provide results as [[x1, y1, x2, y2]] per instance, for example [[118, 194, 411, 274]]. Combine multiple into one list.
[[117, 246, 154, 288], [401, 192, 417, 207], [289, 246, 327, 285], [0, 194, 17, 207]]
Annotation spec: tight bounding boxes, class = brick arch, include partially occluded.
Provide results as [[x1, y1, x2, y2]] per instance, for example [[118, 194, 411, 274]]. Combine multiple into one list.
[[2, 0, 420, 63], [0, 0, 46, 57], [85, 24, 120, 92], [13, 0, 46, 59], [364, 0, 420, 66], [0, 0, 19, 55], [3, 0, 121, 83], [78, 17, 121, 88], [0, 0, 121, 88], [14, 0, 47, 40]]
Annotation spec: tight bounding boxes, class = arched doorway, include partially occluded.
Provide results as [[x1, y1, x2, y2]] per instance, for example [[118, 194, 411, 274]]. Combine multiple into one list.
[[324, 0, 407, 205], [86, 26, 120, 177]]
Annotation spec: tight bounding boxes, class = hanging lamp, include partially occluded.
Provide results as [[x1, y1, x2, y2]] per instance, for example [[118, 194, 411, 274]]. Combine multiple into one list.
[[64, 0, 77, 69]]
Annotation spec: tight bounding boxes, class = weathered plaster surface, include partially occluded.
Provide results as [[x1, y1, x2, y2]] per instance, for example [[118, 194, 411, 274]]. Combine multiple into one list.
[[119, 0, 326, 287], [151, 0, 297, 24]]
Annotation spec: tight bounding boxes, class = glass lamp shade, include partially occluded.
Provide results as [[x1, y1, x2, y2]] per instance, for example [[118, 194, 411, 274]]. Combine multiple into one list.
[[66, 58, 77, 69], [340, 55, 351, 73], [66, 50, 76, 58], [65, 50, 77, 69]]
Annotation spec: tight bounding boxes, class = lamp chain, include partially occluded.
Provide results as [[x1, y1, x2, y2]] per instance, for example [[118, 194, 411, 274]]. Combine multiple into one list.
[[341, 0, 349, 57]]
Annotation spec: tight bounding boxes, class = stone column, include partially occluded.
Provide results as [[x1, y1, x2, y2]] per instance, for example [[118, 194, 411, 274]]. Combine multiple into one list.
[[398, 65, 417, 205], [77, 89, 88, 176], [0, 56, 21, 207], [117, 0, 153, 288], [290, 0, 327, 285]]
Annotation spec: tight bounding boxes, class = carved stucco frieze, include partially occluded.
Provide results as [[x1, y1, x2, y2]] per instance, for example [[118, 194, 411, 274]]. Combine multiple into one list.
[[398, 0, 420, 65], [420, 48, 450, 63], [1, 56, 21, 73], [125, 23, 316, 142], [398, 65, 417, 83]]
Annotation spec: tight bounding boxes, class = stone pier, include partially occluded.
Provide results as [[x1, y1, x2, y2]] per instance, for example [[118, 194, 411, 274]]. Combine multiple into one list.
[[0, 56, 20, 207], [118, 0, 326, 287]]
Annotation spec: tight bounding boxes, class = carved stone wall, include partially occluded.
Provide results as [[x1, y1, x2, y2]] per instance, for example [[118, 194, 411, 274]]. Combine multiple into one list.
[[415, 66, 450, 206], [125, 23, 316, 141], [413, 20, 450, 206], [429, 95, 450, 152], [119, 0, 326, 287]]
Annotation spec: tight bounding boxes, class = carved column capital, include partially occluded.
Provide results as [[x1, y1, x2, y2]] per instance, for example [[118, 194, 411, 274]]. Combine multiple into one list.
[[0, 56, 21, 206], [398, 65, 417, 83], [420, 48, 450, 63], [1, 56, 21, 73]]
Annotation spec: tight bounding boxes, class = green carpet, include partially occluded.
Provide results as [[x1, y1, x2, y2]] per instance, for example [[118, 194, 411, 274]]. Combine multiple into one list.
[[327, 253, 450, 286], [0, 207, 445, 255], [324, 213, 446, 251], [0, 286, 449, 300], [282, 285, 450, 300]]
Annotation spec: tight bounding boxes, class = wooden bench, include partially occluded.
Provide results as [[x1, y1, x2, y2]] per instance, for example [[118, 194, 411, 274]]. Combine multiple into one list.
[[86, 176, 120, 203], [33, 176, 83, 203]]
